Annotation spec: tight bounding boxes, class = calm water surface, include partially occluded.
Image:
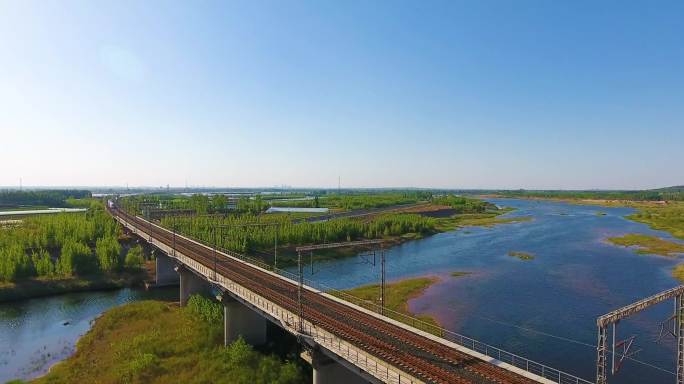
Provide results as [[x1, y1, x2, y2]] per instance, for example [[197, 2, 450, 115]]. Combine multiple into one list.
[[0, 288, 177, 382], [300, 198, 684, 383]]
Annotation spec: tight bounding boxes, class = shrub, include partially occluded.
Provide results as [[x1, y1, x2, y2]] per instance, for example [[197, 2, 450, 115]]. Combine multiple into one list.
[[186, 294, 223, 324]]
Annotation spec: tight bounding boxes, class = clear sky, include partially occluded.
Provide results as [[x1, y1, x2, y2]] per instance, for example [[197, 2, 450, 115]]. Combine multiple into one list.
[[1, 1, 682, 190]]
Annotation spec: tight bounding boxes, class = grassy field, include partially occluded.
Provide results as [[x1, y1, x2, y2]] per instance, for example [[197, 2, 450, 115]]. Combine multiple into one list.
[[508, 251, 535, 261], [625, 202, 684, 240], [607, 234, 684, 257], [29, 298, 304, 384], [343, 277, 440, 328]]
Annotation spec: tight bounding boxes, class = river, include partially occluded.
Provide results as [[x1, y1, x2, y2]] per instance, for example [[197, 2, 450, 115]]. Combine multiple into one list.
[[295, 198, 684, 384], [3, 198, 683, 383]]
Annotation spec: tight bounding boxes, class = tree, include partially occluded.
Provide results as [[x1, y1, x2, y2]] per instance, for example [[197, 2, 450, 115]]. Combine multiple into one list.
[[212, 194, 227, 212], [254, 194, 263, 214], [58, 239, 96, 276], [96, 236, 121, 272], [190, 194, 209, 215], [125, 245, 145, 270]]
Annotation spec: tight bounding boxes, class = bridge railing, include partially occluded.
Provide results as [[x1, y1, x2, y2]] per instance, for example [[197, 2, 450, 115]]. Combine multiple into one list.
[[132, 221, 420, 384], [153, 223, 592, 384], [299, 280, 592, 384], [203, 244, 592, 384], [223, 275, 421, 384]]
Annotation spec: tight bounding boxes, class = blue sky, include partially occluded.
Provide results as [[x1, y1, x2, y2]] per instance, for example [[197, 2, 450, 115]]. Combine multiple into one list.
[[1, 0, 682, 189]]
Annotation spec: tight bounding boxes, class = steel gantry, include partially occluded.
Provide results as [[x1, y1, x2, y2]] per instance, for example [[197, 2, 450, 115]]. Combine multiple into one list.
[[296, 239, 385, 331], [596, 285, 684, 384]]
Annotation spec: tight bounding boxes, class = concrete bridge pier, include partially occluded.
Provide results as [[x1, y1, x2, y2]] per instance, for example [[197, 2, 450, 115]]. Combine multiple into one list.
[[177, 266, 209, 306], [156, 253, 179, 286], [302, 349, 369, 384], [220, 294, 267, 346]]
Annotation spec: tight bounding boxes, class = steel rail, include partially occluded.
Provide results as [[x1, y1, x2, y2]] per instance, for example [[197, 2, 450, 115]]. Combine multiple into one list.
[[111, 205, 571, 384]]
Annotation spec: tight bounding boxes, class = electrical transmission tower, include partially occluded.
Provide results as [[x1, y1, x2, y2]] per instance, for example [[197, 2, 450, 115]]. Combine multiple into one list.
[[596, 285, 684, 384]]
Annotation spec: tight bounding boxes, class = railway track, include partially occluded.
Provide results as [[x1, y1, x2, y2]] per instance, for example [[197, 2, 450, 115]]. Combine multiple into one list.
[[111, 206, 537, 384]]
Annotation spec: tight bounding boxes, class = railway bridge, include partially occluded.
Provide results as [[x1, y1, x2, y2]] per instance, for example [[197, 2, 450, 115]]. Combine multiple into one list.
[[108, 203, 590, 384]]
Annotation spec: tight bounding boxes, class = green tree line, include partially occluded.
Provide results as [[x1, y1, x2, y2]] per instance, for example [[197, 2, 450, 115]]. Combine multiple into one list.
[[270, 192, 433, 210], [430, 195, 497, 213], [0, 201, 143, 282], [0, 189, 91, 208], [121, 191, 436, 217], [161, 212, 435, 256]]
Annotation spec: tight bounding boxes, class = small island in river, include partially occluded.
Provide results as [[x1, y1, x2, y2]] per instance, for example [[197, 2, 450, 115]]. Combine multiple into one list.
[[607, 234, 684, 257], [508, 251, 535, 261]]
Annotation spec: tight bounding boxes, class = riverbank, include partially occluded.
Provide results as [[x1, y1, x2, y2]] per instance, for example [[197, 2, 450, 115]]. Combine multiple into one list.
[[0, 198, 157, 302], [343, 276, 442, 328], [275, 205, 531, 267], [0, 270, 149, 302], [27, 298, 305, 384], [274, 232, 425, 267], [490, 195, 684, 240], [489, 196, 684, 280]]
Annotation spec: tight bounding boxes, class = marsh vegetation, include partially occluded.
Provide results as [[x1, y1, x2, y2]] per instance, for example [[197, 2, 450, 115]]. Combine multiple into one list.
[[30, 296, 304, 384], [0, 199, 147, 301], [343, 277, 440, 328], [607, 234, 684, 257]]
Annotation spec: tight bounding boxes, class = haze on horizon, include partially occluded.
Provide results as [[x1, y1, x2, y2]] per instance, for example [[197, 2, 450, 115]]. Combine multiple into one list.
[[1, 1, 682, 190]]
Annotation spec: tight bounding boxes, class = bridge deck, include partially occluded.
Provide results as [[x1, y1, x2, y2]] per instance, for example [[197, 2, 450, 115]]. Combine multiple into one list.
[[110, 206, 549, 384]]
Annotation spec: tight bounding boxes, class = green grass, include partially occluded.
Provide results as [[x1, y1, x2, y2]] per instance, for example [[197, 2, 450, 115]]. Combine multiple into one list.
[[625, 202, 684, 240], [607, 234, 684, 257], [31, 299, 304, 384], [508, 251, 535, 261], [673, 264, 684, 283], [343, 277, 440, 329]]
